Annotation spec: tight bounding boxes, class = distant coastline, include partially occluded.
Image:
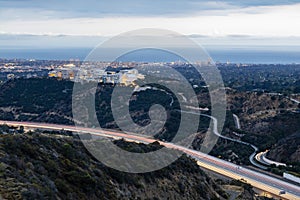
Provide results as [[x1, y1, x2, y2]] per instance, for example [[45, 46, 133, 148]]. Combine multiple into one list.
[[1, 47, 300, 64]]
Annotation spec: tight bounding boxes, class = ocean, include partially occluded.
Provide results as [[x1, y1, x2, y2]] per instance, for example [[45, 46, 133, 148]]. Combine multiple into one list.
[[1, 47, 300, 64]]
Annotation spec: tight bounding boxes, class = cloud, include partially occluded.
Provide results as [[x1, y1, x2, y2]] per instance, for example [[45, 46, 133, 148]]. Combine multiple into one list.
[[2, 3, 300, 37], [1, 0, 299, 19], [1, 0, 300, 48], [0, 33, 107, 48]]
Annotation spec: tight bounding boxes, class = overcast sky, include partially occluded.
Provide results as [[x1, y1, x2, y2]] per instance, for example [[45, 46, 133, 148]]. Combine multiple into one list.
[[1, 0, 300, 48]]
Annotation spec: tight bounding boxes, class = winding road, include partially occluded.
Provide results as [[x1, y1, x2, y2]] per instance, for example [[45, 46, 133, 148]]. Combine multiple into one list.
[[231, 113, 289, 170], [256, 150, 287, 167], [177, 110, 268, 170], [0, 119, 300, 199], [232, 114, 241, 130]]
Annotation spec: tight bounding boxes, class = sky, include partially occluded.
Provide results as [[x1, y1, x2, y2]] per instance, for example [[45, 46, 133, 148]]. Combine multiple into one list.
[[1, 0, 300, 48]]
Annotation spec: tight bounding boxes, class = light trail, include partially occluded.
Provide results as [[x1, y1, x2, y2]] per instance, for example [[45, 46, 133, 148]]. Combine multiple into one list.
[[1, 120, 299, 199]]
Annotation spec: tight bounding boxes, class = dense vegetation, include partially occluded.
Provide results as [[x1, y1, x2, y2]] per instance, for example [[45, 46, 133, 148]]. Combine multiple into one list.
[[0, 130, 229, 200], [0, 64, 299, 171], [0, 78, 73, 124], [0, 78, 210, 142], [1, 63, 299, 199], [173, 64, 300, 94]]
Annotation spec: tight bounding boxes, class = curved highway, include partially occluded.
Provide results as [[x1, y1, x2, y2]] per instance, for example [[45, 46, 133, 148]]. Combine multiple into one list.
[[0, 120, 300, 199]]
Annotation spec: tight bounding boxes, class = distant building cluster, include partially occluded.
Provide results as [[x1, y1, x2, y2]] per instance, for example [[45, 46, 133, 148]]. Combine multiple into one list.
[[48, 70, 75, 80], [0, 59, 52, 81], [48, 63, 145, 85]]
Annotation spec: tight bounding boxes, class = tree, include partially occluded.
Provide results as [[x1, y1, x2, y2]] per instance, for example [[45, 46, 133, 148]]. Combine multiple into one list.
[[18, 126, 24, 134]]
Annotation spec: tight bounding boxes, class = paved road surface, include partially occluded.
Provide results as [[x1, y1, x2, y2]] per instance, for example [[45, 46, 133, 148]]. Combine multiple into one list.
[[177, 110, 267, 170], [232, 114, 241, 129], [1, 120, 299, 199], [256, 150, 287, 167]]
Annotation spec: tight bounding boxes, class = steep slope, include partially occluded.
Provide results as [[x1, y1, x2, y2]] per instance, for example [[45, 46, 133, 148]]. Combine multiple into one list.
[[267, 132, 300, 164], [0, 132, 227, 200]]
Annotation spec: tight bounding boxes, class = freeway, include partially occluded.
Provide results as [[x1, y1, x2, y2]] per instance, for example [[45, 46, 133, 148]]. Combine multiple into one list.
[[1, 120, 300, 199]]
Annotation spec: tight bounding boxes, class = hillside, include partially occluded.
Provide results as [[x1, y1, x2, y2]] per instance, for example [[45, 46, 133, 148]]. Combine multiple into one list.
[[0, 78, 299, 166], [227, 90, 300, 164], [0, 130, 230, 200], [267, 132, 300, 164]]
